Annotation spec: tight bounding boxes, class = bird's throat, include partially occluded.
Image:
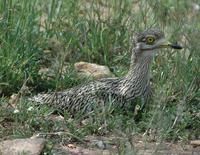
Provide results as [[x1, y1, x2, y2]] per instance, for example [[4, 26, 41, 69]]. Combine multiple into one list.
[[128, 54, 153, 77], [118, 54, 153, 99]]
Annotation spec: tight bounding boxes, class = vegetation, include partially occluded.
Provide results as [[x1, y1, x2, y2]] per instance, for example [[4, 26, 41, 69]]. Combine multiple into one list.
[[0, 0, 199, 154]]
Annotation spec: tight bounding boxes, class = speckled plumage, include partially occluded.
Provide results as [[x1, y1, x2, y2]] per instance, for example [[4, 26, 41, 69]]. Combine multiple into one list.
[[30, 29, 167, 114]]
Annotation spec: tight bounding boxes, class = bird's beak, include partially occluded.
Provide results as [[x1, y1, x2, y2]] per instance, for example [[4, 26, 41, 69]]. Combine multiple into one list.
[[160, 39, 183, 49]]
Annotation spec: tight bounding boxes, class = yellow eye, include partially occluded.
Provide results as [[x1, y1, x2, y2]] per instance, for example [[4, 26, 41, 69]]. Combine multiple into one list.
[[146, 36, 155, 44]]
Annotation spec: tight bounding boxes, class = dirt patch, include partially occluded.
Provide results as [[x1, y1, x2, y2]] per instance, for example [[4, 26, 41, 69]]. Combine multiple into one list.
[[54, 134, 200, 155]]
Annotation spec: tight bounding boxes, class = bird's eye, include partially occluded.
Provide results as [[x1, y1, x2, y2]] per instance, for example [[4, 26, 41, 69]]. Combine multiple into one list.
[[146, 36, 155, 44]]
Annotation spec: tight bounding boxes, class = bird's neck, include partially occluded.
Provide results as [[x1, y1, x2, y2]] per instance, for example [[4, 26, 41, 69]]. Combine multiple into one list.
[[127, 53, 153, 78], [118, 49, 153, 99]]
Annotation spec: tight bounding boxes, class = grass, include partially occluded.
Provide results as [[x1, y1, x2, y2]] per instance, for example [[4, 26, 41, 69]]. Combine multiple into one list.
[[0, 0, 200, 154]]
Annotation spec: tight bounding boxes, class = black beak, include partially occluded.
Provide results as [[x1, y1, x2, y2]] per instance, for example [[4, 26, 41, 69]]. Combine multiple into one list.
[[170, 43, 183, 49]]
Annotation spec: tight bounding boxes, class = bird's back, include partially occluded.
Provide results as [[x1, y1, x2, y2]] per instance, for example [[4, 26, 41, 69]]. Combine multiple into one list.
[[29, 77, 124, 114]]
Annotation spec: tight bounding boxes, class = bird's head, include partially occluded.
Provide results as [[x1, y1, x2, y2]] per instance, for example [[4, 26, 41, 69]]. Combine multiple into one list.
[[133, 29, 182, 58]]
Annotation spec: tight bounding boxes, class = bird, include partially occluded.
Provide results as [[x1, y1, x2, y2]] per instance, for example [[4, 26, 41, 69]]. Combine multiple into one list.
[[29, 29, 182, 114]]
